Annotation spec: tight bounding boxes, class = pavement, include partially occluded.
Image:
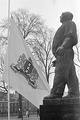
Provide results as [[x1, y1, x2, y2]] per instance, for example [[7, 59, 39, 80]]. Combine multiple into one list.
[[0, 115, 40, 120]]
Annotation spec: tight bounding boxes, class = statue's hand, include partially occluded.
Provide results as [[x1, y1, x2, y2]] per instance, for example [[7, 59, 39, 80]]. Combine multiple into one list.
[[56, 46, 65, 56]]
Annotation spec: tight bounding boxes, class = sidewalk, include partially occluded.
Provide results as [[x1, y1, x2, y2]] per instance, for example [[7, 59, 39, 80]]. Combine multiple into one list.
[[0, 115, 40, 120]]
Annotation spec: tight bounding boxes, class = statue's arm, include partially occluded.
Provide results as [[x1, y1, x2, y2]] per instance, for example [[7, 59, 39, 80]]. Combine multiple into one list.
[[61, 21, 78, 50]]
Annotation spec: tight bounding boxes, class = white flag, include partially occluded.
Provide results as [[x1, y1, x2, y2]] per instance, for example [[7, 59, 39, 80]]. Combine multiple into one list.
[[3, 18, 50, 108]]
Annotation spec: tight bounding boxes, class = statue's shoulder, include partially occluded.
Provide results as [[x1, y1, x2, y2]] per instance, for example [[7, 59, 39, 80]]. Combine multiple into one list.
[[65, 20, 76, 26]]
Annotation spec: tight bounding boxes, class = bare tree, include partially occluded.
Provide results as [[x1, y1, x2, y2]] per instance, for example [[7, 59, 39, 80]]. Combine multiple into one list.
[[28, 27, 55, 83], [11, 9, 44, 39], [0, 37, 8, 92]]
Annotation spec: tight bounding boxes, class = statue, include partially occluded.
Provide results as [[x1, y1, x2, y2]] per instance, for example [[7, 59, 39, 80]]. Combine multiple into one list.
[[44, 12, 79, 99]]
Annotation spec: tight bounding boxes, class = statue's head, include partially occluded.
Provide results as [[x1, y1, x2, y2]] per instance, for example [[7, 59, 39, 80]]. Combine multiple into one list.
[[60, 12, 73, 23]]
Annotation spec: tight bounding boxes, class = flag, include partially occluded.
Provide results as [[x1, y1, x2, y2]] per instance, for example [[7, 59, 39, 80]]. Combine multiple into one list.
[[3, 18, 50, 108]]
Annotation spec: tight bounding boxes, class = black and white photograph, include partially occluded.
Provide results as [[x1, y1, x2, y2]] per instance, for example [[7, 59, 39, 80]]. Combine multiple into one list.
[[0, 0, 80, 120]]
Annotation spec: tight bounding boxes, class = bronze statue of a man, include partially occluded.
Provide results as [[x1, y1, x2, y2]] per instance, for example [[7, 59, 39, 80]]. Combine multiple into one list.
[[44, 12, 79, 99]]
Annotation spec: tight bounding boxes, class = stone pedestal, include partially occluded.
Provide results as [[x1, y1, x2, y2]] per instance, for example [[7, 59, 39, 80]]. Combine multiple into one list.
[[40, 98, 80, 120]]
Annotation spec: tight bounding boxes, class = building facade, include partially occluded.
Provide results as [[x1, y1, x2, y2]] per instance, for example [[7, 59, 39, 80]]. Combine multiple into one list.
[[0, 91, 37, 117]]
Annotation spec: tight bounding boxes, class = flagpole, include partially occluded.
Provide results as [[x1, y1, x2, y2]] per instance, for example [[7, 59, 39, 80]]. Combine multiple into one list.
[[7, 0, 10, 120]]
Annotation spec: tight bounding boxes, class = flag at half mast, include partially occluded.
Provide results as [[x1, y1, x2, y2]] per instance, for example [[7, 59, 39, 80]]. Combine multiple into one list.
[[3, 17, 50, 108]]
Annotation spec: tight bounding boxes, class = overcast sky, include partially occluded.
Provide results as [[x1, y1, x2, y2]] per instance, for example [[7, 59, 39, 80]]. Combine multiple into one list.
[[0, 0, 80, 31]]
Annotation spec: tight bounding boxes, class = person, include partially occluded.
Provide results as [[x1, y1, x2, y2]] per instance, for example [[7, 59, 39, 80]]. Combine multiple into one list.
[[37, 108, 39, 117], [44, 12, 79, 99], [26, 109, 29, 117]]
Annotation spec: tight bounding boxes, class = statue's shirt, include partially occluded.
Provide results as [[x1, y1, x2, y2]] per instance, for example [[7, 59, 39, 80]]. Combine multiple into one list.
[[52, 20, 78, 56]]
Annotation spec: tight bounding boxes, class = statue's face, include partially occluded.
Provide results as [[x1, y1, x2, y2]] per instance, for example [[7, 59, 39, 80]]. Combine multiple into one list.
[[60, 14, 63, 23], [60, 13, 66, 23]]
